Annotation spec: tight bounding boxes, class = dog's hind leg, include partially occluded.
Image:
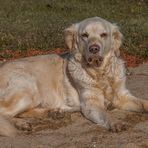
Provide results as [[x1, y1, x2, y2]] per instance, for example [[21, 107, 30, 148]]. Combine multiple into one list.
[[12, 108, 50, 132], [0, 91, 38, 136], [0, 92, 35, 117], [18, 108, 50, 118]]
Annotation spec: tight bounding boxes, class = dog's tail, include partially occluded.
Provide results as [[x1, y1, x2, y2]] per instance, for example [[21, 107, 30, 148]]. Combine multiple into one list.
[[0, 115, 17, 137]]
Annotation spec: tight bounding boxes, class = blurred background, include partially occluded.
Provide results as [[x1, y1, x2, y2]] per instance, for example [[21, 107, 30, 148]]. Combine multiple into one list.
[[0, 0, 147, 59]]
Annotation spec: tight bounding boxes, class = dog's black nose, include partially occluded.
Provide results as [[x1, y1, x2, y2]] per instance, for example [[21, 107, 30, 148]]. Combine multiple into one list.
[[89, 45, 100, 54]]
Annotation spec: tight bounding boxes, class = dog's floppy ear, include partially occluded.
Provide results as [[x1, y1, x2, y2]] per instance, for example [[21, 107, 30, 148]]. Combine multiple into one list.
[[64, 24, 77, 51], [111, 24, 123, 57]]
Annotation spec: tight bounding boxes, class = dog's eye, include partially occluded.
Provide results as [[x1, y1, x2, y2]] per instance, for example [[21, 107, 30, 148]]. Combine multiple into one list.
[[81, 33, 89, 38], [100, 33, 107, 38]]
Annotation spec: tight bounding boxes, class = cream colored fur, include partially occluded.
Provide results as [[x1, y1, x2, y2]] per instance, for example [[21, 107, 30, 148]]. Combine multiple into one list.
[[0, 17, 147, 136]]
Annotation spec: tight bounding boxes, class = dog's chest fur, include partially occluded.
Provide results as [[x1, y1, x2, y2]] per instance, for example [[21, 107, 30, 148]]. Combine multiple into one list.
[[67, 54, 126, 104]]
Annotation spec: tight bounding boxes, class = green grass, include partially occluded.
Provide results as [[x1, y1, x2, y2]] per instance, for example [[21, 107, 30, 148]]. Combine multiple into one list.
[[0, 0, 147, 58]]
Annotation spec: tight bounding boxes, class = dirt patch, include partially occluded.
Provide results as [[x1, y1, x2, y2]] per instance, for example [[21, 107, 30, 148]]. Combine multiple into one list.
[[14, 111, 72, 134], [124, 113, 148, 125], [3, 108, 147, 148]]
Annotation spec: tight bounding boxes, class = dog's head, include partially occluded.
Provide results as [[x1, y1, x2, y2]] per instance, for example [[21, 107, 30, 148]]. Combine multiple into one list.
[[65, 17, 123, 67]]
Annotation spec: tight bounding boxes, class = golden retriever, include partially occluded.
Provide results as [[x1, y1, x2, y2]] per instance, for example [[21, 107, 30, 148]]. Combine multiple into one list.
[[0, 17, 147, 136]]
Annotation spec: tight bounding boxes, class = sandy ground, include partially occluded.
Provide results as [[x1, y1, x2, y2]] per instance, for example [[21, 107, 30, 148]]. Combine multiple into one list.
[[0, 64, 148, 148]]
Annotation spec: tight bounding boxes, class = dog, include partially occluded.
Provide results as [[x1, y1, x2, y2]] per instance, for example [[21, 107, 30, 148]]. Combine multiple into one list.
[[0, 17, 147, 136]]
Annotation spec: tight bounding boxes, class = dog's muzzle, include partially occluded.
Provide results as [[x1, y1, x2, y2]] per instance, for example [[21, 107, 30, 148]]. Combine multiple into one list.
[[87, 56, 103, 67], [87, 44, 103, 67]]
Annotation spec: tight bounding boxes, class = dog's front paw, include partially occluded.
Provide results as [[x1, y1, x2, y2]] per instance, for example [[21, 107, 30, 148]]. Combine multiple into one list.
[[110, 122, 128, 132]]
